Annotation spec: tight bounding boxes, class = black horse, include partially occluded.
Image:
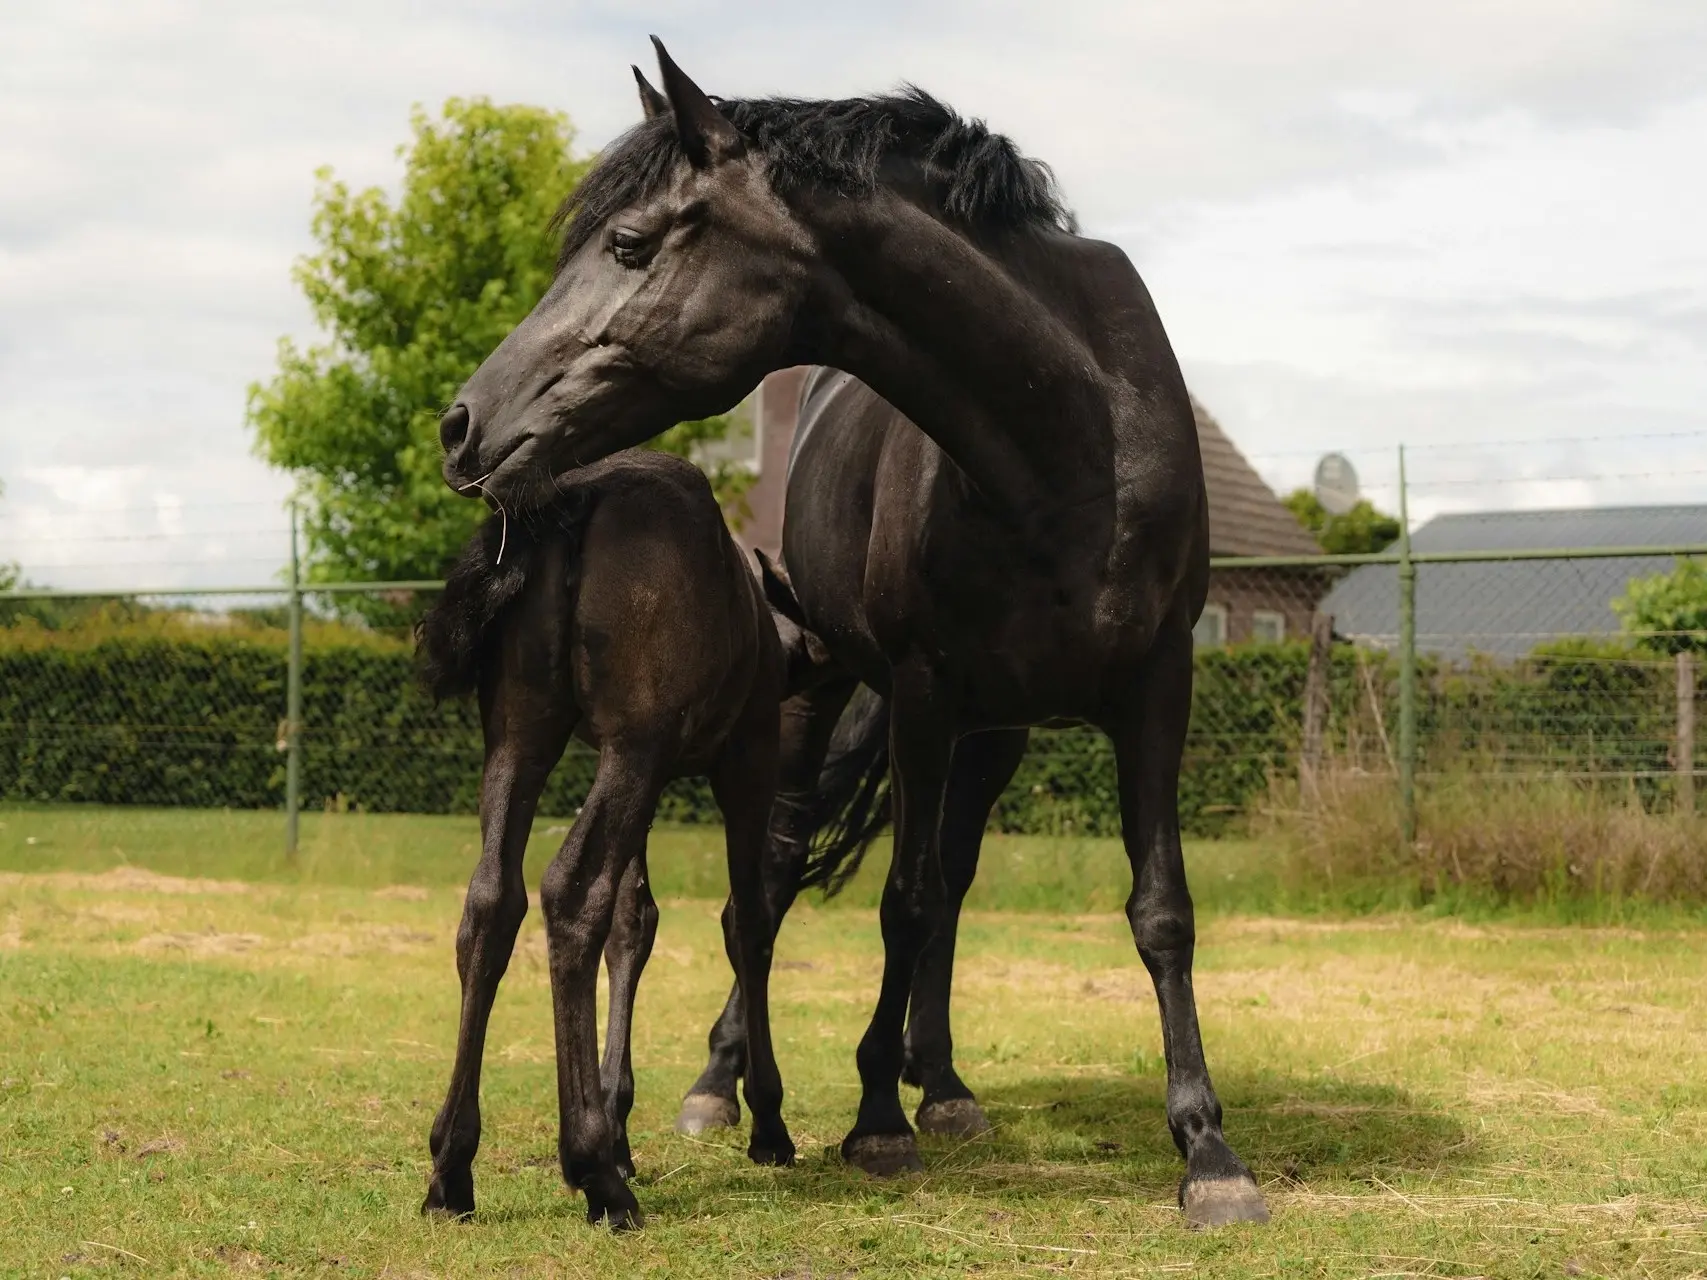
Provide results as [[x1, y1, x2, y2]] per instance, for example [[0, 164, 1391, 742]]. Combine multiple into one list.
[[415, 451, 825, 1228], [438, 40, 1268, 1227]]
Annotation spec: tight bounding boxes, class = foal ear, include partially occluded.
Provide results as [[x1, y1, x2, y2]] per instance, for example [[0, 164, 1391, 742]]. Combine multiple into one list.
[[754, 548, 808, 627], [632, 65, 669, 120], [650, 35, 745, 166]]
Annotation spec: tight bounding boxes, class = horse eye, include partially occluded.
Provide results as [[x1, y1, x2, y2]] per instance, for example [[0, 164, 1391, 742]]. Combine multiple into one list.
[[610, 228, 647, 267]]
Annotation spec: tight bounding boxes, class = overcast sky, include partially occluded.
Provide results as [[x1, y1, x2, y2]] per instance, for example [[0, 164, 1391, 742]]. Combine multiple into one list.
[[3, 0, 1705, 588]]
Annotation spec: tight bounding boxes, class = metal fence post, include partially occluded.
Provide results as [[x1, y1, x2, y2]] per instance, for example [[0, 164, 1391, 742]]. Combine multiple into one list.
[[1300, 611, 1333, 802], [286, 504, 303, 860], [1678, 650, 1696, 817], [1397, 446, 1418, 848]]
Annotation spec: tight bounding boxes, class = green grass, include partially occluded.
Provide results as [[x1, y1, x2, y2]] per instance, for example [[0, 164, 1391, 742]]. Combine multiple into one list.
[[0, 805, 1288, 915], [5, 811, 1707, 1276]]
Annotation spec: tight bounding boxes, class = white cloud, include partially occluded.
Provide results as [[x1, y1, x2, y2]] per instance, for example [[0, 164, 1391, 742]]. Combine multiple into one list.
[[2, 0, 1705, 586]]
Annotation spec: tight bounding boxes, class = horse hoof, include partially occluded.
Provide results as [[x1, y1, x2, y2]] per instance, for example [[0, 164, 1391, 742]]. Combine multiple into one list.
[[1181, 1174, 1270, 1228], [915, 1097, 991, 1138], [583, 1171, 644, 1232], [587, 1197, 644, 1232], [675, 1092, 740, 1135], [420, 1177, 474, 1221], [748, 1138, 796, 1168], [748, 1119, 796, 1167], [842, 1133, 924, 1177]]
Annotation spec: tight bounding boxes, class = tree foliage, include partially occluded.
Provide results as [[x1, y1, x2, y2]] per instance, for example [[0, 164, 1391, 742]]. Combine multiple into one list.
[[1284, 489, 1402, 555], [248, 98, 750, 594], [1614, 558, 1707, 655]]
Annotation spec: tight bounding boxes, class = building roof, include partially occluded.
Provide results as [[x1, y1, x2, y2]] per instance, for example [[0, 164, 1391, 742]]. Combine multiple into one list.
[[1192, 398, 1321, 557], [1319, 505, 1707, 659]]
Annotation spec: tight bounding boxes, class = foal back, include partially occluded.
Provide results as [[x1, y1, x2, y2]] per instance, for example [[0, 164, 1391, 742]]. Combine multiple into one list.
[[564, 453, 777, 761]]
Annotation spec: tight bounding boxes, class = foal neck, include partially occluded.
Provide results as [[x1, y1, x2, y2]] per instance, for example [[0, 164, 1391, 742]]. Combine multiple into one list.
[[806, 190, 1114, 517]]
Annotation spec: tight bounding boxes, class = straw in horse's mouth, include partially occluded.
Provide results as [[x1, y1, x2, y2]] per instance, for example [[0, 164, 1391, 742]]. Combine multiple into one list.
[[457, 472, 509, 566]]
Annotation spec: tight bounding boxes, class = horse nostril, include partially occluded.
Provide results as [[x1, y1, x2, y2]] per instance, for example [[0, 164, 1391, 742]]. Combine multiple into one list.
[[440, 403, 472, 453]]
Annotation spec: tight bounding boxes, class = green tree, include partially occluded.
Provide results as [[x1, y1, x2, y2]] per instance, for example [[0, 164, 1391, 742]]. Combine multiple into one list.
[[248, 98, 750, 597], [1614, 558, 1707, 654], [1284, 489, 1402, 555]]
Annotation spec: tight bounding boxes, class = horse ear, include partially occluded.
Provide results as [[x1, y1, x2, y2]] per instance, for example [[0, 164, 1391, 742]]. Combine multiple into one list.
[[632, 65, 669, 120], [650, 35, 744, 166], [754, 549, 808, 627]]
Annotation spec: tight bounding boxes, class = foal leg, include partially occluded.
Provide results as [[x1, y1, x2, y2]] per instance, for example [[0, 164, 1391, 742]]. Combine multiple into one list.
[[423, 704, 574, 1218], [842, 666, 954, 1176], [678, 679, 856, 1134], [1113, 625, 1268, 1227], [711, 717, 795, 1168], [539, 745, 666, 1230], [904, 728, 1028, 1137], [601, 853, 659, 1181]]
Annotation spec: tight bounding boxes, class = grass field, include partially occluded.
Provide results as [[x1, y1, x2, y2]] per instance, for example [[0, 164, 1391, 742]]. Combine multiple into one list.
[[5, 808, 1707, 1278]]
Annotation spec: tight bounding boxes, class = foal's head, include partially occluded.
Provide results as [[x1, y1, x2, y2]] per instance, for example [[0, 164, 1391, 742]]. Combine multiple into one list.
[[440, 38, 1067, 507]]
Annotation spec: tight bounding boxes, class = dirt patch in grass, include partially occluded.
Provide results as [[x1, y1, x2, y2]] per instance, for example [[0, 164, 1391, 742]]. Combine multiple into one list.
[[373, 885, 431, 901], [0, 866, 251, 895], [288, 926, 439, 956], [135, 930, 266, 956]]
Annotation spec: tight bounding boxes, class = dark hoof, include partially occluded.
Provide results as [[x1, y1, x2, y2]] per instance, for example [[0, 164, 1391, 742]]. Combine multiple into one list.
[[1181, 1174, 1270, 1228], [915, 1097, 991, 1138], [675, 1092, 740, 1135], [420, 1170, 475, 1221], [586, 1195, 643, 1232], [582, 1169, 643, 1232], [842, 1133, 924, 1177], [748, 1130, 796, 1167]]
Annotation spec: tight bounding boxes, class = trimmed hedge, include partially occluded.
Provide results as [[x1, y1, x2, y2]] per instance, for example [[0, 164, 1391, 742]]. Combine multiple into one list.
[[0, 623, 1683, 835]]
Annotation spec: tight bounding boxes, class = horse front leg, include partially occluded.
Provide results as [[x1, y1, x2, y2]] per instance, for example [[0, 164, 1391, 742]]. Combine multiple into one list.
[[422, 697, 573, 1219], [1111, 623, 1268, 1228], [842, 664, 954, 1176], [903, 728, 1028, 1137], [540, 747, 665, 1230]]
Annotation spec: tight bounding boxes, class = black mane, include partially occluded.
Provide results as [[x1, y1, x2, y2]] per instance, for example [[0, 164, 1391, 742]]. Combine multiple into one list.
[[556, 87, 1073, 264]]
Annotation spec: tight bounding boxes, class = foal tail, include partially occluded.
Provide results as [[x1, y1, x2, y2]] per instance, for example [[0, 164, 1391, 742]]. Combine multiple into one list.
[[795, 685, 892, 896]]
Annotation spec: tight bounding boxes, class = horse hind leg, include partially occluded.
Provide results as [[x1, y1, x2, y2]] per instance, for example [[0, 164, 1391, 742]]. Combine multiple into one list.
[[711, 707, 795, 1167], [539, 744, 666, 1230], [904, 727, 1028, 1138], [1112, 626, 1267, 1228], [677, 679, 856, 1135], [601, 853, 659, 1181], [842, 665, 954, 1177]]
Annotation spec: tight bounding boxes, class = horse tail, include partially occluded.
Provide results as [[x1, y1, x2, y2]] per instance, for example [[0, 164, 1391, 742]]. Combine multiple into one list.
[[415, 488, 592, 701], [796, 685, 892, 896]]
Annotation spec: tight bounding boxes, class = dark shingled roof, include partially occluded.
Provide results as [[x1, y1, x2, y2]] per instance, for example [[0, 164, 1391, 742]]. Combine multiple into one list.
[[1319, 505, 1707, 659], [1192, 398, 1321, 557]]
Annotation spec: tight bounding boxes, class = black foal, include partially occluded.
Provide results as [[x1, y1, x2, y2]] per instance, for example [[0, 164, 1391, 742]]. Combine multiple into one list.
[[415, 451, 812, 1228]]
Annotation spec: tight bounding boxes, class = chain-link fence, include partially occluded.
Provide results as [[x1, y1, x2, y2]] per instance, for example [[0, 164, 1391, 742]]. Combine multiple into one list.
[[4, 543, 1705, 850]]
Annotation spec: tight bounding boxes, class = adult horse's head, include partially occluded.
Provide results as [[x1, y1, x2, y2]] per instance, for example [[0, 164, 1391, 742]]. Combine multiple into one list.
[[440, 38, 814, 506]]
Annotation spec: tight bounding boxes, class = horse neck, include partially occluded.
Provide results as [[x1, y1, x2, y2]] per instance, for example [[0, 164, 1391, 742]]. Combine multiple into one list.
[[805, 191, 1112, 515]]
